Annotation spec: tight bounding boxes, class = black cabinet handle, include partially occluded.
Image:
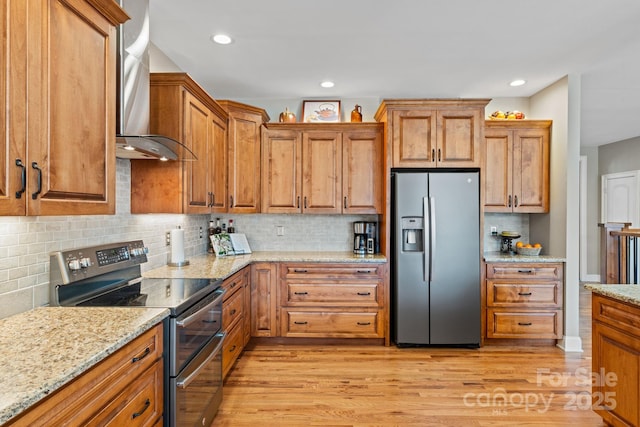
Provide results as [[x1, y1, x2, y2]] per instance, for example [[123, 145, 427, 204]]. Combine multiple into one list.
[[344, 196, 348, 209], [518, 269, 534, 274], [357, 322, 371, 326], [437, 148, 441, 162], [293, 269, 308, 273], [518, 292, 532, 296], [229, 345, 237, 352], [304, 196, 307, 209], [356, 270, 372, 274], [297, 196, 300, 208], [15, 159, 26, 199], [230, 309, 237, 315], [514, 195, 519, 207], [294, 291, 308, 295], [508, 195, 512, 208], [294, 321, 308, 325], [230, 195, 234, 208], [131, 347, 151, 363], [131, 399, 150, 419], [518, 322, 532, 326], [431, 148, 435, 162], [229, 281, 237, 288], [357, 292, 371, 296], [31, 162, 42, 200]]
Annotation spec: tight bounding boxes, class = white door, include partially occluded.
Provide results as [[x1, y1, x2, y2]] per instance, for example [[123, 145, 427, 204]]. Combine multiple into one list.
[[601, 170, 640, 227]]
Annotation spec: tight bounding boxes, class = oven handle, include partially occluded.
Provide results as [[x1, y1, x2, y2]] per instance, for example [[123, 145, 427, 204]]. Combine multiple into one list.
[[176, 333, 225, 389], [176, 288, 225, 328]]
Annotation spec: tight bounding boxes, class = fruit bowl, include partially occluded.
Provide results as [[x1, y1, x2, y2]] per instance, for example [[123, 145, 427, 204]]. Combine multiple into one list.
[[517, 246, 542, 256]]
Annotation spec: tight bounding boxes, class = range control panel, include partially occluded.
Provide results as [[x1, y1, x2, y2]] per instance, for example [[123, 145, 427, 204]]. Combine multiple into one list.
[[50, 240, 148, 285]]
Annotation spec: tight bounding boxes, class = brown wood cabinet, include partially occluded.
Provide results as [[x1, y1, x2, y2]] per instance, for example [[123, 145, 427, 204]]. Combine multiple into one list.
[[131, 73, 228, 214], [592, 293, 640, 427], [251, 262, 279, 337], [374, 99, 489, 168], [0, 0, 127, 216], [485, 262, 563, 340], [218, 100, 269, 213], [7, 323, 164, 426], [279, 263, 386, 340], [484, 120, 551, 213], [221, 267, 250, 378], [261, 123, 383, 214]]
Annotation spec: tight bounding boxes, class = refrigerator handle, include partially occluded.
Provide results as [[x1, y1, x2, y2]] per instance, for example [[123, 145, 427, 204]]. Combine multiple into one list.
[[423, 197, 430, 282], [430, 196, 436, 281]]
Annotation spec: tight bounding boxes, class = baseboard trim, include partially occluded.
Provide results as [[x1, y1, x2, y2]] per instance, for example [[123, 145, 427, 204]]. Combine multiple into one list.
[[557, 335, 583, 352]]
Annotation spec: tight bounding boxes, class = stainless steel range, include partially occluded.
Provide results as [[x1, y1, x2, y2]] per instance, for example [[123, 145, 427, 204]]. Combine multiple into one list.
[[50, 240, 225, 427]]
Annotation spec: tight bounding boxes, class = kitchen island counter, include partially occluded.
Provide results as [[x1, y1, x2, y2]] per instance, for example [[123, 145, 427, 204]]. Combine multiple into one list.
[[584, 283, 640, 307], [484, 251, 566, 263], [143, 251, 387, 280], [0, 306, 169, 425]]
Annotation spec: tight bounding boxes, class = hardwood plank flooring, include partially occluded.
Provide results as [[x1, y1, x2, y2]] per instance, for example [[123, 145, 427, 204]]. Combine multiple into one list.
[[215, 285, 605, 426]]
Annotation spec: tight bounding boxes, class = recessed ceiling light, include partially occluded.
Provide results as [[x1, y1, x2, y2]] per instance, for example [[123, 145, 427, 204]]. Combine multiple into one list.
[[320, 81, 335, 88], [211, 34, 232, 45], [510, 79, 526, 87]]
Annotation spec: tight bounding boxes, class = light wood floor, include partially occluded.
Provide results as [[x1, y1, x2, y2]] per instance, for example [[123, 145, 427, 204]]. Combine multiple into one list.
[[216, 285, 605, 426]]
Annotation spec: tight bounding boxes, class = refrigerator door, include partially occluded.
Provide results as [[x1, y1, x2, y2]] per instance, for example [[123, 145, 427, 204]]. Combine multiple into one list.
[[393, 173, 430, 344], [428, 172, 480, 345]]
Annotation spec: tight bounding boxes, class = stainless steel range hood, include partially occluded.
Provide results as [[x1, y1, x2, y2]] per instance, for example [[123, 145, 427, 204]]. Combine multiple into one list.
[[116, 0, 195, 161]]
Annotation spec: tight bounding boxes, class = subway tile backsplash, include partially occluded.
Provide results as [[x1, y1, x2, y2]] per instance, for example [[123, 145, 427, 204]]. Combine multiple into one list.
[[0, 159, 376, 319]]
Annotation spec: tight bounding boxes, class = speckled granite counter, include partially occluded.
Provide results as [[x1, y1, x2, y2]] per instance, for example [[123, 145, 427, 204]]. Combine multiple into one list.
[[143, 251, 387, 280], [584, 284, 640, 307], [0, 307, 169, 425], [484, 251, 566, 263]]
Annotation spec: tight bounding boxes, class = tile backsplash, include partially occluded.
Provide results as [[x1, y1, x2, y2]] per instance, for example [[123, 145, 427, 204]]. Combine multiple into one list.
[[0, 160, 374, 319], [483, 212, 530, 252]]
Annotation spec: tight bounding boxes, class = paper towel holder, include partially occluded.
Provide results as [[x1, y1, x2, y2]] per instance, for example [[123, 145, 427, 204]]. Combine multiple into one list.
[[168, 226, 190, 267]]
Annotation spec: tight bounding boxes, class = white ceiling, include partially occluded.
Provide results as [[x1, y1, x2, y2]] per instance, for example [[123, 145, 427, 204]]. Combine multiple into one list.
[[148, 0, 640, 147]]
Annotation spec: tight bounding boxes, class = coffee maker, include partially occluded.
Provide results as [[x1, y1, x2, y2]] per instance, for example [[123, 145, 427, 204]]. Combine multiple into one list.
[[353, 221, 377, 254]]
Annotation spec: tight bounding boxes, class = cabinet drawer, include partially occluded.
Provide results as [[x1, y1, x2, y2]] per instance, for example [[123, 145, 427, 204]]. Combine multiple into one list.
[[487, 309, 562, 339], [282, 263, 381, 279], [486, 263, 562, 280], [222, 268, 248, 300], [593, 294, 640, 338], [281, 308, 382, 338], [487, 282, 561, 307], [222, 322, 244, 378], [284, 282, 380, 306], [223, 287, 244, 331]]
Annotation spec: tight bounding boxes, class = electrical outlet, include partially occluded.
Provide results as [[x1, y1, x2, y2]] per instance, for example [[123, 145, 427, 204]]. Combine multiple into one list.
[[166, 231, 171, 246], [276, 225, 285, 236], [490, 226, 497, 236], [199, 226, 203, 238]]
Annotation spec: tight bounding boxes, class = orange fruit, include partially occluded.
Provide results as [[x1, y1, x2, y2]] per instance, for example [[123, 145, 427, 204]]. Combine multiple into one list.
[[516, 241, 524, 248], [533, 243, 542, 248], [524, 244, 533, 248]]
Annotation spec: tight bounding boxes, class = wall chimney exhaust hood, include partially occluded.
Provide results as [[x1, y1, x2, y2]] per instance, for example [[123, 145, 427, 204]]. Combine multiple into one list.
[[116, 0, 195, 161]]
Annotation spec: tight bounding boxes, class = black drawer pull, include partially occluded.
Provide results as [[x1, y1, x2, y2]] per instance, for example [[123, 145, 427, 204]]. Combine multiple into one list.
[[229, 281, 237, 289], [518, 322, 532, 326], [294, 291, 308, 295], [229, 345, 237, 352], [31, 162, 42, 200], [518, 292, 532, 296], [517, 269, 533, 274], [131, 347, 151, 363], [131, 398, 150, 419], [230, 309, 237, 315], [294, 269, 308, 273], [294, 321, 308, 325], [15, 159, 26, 199], [357, 322, 371, 326], [356, 270, 372, 274], [357, 292, 371, 296]]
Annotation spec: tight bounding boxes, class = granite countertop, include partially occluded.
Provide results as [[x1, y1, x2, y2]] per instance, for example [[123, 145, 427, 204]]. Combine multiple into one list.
[[484, 251, 566, 263], [584, 284, 640, 307], [143, 250, 387, 280], [0, 307, 169, 425]]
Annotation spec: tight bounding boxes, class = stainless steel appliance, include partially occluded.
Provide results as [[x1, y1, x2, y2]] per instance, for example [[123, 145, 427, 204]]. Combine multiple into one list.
[[353, 221, 377, 254], [391, 170, 481, 346], [50, 241, 225, 427]]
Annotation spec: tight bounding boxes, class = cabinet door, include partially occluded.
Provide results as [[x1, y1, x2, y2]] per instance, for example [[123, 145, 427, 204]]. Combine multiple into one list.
[[261, 129, 302, 213], [210, 112, 228, 212], [251, 262, 279, 337], [512, 129, 549, 213], [183, 92, 211, 214], [484, 128, 513, 212], [0, 0, 27, 215], [342, 129, 383, 214], [26, 0, 119, 215], [391, 109, 436, 167], [436, 109, 482, 167], [228, 110, 262, 213], [302, 131, 342, 214]]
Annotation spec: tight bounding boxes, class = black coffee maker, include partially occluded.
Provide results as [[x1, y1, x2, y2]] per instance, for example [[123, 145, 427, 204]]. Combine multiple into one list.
[[353, 221, 377, 254]]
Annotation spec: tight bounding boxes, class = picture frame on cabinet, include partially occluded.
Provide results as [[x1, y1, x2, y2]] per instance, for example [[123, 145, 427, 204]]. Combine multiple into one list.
[[302, 100, 341, 123]]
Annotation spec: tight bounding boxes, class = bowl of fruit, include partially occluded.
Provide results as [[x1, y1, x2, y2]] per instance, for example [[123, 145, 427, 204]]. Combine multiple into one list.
[[516, 241, 542, 256]]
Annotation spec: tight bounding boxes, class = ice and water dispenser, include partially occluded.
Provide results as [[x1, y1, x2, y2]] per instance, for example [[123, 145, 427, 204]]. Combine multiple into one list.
[[401, 217, 423, 252]]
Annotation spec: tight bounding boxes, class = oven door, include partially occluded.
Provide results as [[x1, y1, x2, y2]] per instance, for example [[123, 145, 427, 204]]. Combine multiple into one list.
[[170, 332, 225, 427], [170, 288, 224, 376]]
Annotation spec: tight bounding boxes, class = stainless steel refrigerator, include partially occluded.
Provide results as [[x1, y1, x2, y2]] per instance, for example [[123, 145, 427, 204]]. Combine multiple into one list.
[[392, 170, 481, 346]]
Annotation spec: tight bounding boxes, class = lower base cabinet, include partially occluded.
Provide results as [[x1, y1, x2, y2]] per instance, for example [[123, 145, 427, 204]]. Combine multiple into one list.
[[7, 323, 164, 426], [592, 294, 640, 427], [221, 266, 250, 379]]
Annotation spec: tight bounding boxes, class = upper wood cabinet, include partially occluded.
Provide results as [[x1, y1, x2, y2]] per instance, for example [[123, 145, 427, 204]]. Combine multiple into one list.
[[374, 99, 489, 168], [484, 120, 551, 213], [131, 73, 228, 214], [218, 100, 269, 214], [261, 123, 383, 214], [0, 0, 127, 216]]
